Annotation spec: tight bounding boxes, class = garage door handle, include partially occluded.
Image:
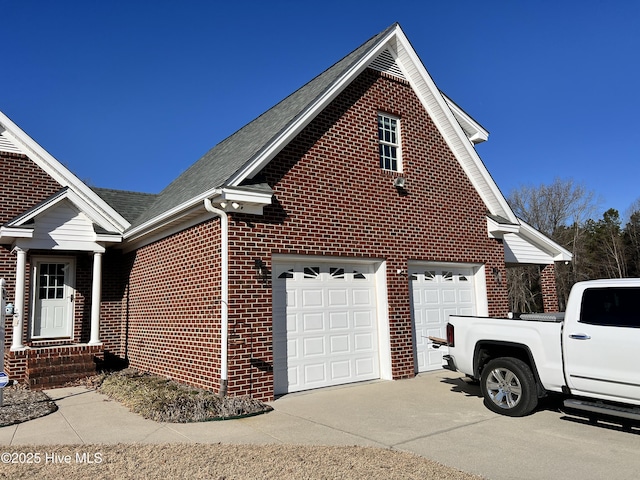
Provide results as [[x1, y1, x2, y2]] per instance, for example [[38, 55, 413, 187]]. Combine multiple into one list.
[[568, 333, 591, 340]]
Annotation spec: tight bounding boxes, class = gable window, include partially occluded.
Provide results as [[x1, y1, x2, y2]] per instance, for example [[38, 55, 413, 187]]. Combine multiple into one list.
[[378, 113, 401, 172]]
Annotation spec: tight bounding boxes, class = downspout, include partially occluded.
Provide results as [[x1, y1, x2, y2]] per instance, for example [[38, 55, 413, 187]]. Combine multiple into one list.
[[204, 198, 229, 397]]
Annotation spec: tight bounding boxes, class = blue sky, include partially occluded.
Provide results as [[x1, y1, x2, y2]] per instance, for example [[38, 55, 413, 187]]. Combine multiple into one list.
[[3, 1, 639, 220]]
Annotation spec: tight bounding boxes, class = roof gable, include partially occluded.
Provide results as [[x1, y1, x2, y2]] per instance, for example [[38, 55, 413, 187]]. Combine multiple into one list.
[[1, 188, 122, 251], [0, 111, 130, 233], [129, 23, 516, 238]]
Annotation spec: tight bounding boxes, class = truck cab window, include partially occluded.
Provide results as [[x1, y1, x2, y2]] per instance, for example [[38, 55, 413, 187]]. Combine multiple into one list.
[[580, 287, 640, 328]]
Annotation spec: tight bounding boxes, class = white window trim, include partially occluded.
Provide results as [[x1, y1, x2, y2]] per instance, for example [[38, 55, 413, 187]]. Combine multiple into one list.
[[378, 112, 402, 172]]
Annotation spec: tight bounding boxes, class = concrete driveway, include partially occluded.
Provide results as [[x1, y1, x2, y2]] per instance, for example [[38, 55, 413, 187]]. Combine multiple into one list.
[[1, 370, 639, 479]]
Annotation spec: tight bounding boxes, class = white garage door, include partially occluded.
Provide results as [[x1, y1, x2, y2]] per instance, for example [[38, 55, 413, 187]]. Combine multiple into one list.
[[410, 265, 477, 372], [273, 261, 380, 395]]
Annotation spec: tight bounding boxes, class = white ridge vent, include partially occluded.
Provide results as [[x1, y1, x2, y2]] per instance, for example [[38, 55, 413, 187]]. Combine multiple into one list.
[[369, 49, 406, 80], [0, 130, 24, 154]]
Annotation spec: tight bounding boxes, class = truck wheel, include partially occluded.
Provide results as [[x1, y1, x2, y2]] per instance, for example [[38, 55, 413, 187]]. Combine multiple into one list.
[[480, 357, 538, 417]]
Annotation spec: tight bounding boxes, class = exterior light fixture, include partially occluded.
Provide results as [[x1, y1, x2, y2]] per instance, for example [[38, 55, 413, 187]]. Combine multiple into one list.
[[393, 177, 406, 188]]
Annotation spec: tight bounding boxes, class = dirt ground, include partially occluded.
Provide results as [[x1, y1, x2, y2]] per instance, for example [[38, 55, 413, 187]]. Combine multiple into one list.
[[0, 444, 483, 479]]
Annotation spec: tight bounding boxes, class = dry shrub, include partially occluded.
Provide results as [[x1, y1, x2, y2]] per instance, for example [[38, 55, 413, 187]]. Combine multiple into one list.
[[98, 369, 272, 422]]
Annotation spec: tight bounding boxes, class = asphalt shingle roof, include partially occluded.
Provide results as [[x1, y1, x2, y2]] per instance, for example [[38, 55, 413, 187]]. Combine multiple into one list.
[[127, 23, 397, 229], [91, 188, 158, 224]]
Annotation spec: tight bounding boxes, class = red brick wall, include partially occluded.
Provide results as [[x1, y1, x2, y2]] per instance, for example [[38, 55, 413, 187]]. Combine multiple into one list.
[[540, 263, 559, 312], [118, 221, 224, 392], [100, 249, 131, 362], [116, 69, 508, 401]]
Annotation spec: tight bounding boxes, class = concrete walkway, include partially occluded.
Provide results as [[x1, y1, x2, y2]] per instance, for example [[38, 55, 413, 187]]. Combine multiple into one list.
[[1, 370, 639, 479]]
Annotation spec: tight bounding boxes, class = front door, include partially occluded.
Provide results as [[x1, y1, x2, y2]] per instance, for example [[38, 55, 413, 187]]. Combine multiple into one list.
[[32, 259, 75, 338]]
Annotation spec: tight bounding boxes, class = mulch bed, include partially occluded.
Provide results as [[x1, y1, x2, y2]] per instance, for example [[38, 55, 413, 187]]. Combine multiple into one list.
[[0, 386, 57, 427]]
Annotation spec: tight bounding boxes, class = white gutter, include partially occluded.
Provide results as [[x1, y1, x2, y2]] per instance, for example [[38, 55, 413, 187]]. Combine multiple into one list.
[[203, 198, 229, 396]]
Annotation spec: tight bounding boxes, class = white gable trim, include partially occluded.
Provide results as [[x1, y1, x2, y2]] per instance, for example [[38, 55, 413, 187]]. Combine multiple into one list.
[[7, 188, 122, 237], [390, 28, 516, 222], [225, 24, 517, 223], [0, 110, 130, 233], [441, 93, 489, 144], [6, 198, 119, 253]]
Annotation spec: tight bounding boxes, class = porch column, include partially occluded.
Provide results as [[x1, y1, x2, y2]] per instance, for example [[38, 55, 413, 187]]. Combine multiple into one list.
[[11, 247, 27, 351], [89, 251, 102, 345], [540, 263, 559, 313]]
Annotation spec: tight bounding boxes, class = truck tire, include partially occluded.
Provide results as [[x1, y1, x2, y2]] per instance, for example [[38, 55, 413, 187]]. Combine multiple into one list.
[[480, 357, 538, 417]]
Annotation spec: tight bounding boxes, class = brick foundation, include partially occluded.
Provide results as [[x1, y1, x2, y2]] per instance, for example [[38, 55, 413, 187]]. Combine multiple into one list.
[[5, 344, 104, 389]]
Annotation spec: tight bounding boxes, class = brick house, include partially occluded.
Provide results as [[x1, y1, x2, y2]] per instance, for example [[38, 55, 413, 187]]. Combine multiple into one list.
[[0, 24, 570, 399]]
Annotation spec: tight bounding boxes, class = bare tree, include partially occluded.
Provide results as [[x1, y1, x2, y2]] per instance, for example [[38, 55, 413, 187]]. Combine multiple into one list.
[[507, 178, 599, 311], [508, 178, 597, 237]]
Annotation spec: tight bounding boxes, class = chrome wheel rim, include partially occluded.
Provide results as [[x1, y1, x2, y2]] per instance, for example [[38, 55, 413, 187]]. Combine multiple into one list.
[[485, 367, 522, 409]]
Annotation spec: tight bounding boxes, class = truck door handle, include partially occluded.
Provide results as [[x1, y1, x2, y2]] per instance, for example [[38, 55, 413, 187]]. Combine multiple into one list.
[[569, 333, 591, 340]]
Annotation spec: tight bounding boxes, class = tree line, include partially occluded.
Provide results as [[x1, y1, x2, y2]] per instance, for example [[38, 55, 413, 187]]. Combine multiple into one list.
[[506, 178, 639, 312]]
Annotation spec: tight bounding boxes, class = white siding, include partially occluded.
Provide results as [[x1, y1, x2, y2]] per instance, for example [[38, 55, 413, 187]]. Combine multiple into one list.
[[0, 130, 24, 154], [24, 200, 102, 251], [503, 233, 554, 264]]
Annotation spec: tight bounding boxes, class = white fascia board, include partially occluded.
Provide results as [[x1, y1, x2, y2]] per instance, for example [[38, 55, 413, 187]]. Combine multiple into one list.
[[0, 110, 130, 232], [217, 187, 273, 206], [441, 93, 489, 144], [487, 217, 519, 238], [518, 220, 573, 262], [124, 188, 223, 243], [122, 209, 212, 253], [0, 226, 33, 240], [95, 234, 123, 243], [9, 188, 119, 235], [225, 28, 398, 187], [392, 29, 517, 224], [124, 186, 273, 245]]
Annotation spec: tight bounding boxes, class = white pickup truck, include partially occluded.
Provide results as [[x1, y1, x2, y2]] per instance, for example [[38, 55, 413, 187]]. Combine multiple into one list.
[[443, 278, 640, 419]]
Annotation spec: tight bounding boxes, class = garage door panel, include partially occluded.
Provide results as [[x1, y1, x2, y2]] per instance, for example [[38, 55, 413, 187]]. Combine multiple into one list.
[[426, 309, 441, 324], [302, 289, 324, 307], [442, 289, 457, 303], [354, 332, 374, 351], [329, 312, 349, 329], [287, 338, 298, 358], [328, 289, 348, 306], [354, 311, 374, 328], [424, 291, 439, 304], [330, 335, 350, 353], [304, 363, 326, 384], [355, 357, 375, 376], [303, 313, 324, 332], [352, 288, 372, 305], [458, 289, 473, 303], [303, 336, 325, 356], [411, 265, 477, 373], [331, 361, 351, 379], [288, 366, 299, 388], [274, 261, 380, 394]]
